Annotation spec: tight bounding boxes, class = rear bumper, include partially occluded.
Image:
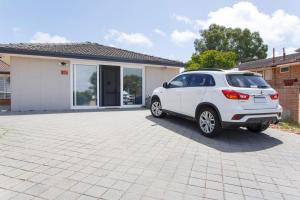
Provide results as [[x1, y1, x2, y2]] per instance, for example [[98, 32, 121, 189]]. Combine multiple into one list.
[[222, 115, 280, 128]]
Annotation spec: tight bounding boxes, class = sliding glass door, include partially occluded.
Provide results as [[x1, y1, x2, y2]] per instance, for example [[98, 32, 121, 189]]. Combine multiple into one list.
[[123, 67, 143, 105], [73, 64, 97, 107], [72, 64, 144, 108]]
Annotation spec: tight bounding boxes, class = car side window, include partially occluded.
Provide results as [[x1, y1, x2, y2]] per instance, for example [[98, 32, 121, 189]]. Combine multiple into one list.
[[188, 74, 215, 87], [169, 74, 189, 88]]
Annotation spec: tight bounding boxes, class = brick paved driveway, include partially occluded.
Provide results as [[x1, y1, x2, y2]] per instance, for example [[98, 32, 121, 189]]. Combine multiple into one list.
[[0, 109, 300, 200]]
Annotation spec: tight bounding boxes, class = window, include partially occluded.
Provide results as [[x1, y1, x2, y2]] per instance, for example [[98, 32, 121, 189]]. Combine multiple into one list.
[[280, 66, 289, 73], [73, 65, 97, 106], [123, 68, 143, 105], [169, 74, 189, 88], [0, 75, 10, 99], [188, 74, 215, 87], [226, 73, 270, 88]]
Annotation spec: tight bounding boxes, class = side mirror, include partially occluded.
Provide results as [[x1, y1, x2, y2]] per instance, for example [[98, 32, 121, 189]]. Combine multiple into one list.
[[163, 82, 169, 88]]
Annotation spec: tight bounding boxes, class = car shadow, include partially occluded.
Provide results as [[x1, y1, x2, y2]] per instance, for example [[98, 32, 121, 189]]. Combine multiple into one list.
[[145, 115, 283, 153]]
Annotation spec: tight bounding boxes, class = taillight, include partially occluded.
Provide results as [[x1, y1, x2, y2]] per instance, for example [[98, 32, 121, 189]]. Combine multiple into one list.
[[270, 92, 279, 100], [222, 90, 250, 100]]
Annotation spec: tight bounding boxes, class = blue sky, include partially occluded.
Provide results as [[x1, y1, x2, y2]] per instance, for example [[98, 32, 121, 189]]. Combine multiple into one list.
[[1, 0, 300, 62]]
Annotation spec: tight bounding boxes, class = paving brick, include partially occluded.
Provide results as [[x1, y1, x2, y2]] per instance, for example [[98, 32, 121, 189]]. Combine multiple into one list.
[[0, 110, 300, 199], [102, 189, 124, 200], [24, 183, 48, 196], [39, 187, 64, 199], [84, 185, 107, 198]]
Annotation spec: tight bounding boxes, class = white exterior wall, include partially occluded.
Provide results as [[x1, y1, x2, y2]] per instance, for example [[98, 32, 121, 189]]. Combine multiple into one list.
[[10, 56, 181, 111], [145, 66, 180, 97], [11, 57, 70, 111]]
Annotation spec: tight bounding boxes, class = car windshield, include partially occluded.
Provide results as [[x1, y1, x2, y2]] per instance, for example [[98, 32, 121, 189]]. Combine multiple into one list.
[[226, 73, 270, 88]]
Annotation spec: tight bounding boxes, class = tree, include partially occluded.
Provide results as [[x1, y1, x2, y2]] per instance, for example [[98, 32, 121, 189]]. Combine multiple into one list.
[[185, 50, 236, 70], [194, 24, 268, 63]]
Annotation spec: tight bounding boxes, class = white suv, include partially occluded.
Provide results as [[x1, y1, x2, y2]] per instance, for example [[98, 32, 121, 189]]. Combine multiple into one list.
[[150, 69, 282, 137]]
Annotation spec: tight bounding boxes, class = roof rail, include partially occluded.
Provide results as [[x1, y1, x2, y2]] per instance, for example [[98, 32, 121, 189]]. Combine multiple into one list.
[[183, 68, 224, 72]]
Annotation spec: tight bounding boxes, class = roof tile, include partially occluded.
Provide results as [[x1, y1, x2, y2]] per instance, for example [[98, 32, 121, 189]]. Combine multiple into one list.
[[238, 52, 300, 70], [0, 43, 184, 67]]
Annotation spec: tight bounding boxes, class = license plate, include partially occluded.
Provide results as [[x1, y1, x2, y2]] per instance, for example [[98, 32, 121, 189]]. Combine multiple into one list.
[[254, 96, 267, 103]]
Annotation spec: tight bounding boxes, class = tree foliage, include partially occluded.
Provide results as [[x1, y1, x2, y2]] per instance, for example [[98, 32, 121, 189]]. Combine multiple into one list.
[[194, 24, 268, 63], [123, 75, 142, 96], [185, 50, 236, 70]]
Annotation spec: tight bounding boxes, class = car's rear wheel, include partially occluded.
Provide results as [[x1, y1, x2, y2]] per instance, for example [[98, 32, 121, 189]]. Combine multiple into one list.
[[247, 122, 269, 133], [150, 99, 166, 118], [198, 107, 221, 137]]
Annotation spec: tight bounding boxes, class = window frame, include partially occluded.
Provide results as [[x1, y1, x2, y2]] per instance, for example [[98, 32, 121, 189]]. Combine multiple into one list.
[[280, 66, 289, 73], [0, 74, 11, 100], [122, 67, 144, 106], [72, 64, 98, 108]]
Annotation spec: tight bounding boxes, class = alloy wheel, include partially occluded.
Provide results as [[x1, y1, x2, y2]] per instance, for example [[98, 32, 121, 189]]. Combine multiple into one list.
[[199, 111, 215, 134], [151, 101, 163, 117]]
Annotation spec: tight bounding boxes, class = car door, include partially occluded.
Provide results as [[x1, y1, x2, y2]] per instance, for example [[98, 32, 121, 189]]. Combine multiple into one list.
[[161, 74, 189, 113], [180, 73, 215, 117]]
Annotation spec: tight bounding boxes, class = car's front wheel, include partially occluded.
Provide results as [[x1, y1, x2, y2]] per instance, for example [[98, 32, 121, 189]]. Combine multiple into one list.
[[247, 123, 269, 133], [150, 99, 166, 118], [198, 107, 221, 137]]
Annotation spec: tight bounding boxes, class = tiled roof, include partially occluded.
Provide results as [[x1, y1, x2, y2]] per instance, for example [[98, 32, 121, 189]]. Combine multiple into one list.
[[0, 60, 9, 73], [0, 43, 184, 67], [238, 52, 300, 70]]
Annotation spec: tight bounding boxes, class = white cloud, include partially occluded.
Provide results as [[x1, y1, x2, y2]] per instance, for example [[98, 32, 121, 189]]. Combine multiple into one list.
[[12, 27, 22, 34], [154, 28, 166, 37], [105, 29, 153, 48], [30, 32, 70, 43], [195, 2, 300, 55], [171, 30, 198, 44], [173, 14, 193, 24]]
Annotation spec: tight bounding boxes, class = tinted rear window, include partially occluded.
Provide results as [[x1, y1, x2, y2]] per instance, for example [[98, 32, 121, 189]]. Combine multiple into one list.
[[188, 74, 215, 87], [226, 74, 270, 88]]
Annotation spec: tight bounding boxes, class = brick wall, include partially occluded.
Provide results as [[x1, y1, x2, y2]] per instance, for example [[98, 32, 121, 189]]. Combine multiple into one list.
[[267, 64, 300, 88], [277, 86, 300, 122], [261, 65, 300, 122]]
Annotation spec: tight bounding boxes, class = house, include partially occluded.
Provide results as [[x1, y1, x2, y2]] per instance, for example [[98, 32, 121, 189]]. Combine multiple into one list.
[[0, 43, 183, 111], [0, 60, 10, 110], [238, 48, 300, 122]]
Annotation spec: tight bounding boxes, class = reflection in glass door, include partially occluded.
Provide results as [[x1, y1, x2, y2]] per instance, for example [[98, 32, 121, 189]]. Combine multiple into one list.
[[73, 65, 97, 106], [123, 68, 143, 105]]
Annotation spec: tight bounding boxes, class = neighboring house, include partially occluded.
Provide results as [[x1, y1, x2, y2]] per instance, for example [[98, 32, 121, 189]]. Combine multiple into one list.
[[0, 59, 10, 109], [0, 43, 183, 111], [238, 48, 300, 122]]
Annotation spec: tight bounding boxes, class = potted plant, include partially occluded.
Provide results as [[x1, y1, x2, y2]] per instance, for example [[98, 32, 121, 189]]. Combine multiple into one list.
[[283, 78, 297, 86]]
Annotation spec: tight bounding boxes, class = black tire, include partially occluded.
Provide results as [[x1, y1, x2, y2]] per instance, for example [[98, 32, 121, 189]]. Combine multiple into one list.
[[197, 107, 221, 137], [247, 123, 269, 133], [150, 98, 166, 118]]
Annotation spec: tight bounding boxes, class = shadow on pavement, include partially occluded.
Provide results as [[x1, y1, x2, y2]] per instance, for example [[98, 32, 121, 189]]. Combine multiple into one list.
[[146, 114, 283, 153]]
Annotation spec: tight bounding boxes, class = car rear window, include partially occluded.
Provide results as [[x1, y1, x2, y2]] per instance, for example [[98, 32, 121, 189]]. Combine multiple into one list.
[[226, 73, 270, 88]]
